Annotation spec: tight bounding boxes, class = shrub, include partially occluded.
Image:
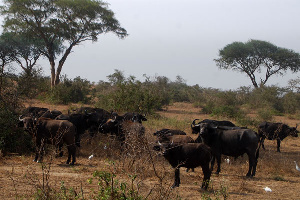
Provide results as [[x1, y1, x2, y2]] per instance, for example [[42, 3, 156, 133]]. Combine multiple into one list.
[[43, 76, 91, 104], [88, 170, 144, 200], [0, 88, 33, 154], [211, 105, 241, 119], [95, 74, 171, 114], [282, 92, 300, 114], [257, 107, 274, 121]]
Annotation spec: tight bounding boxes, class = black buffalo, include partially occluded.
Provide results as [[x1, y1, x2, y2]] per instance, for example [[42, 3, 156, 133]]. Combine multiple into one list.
[[40, 110, 62, 119], [56, 113, 92, 147], [157, 142, 211, 190], [122, 112, 147, 123], [20, 117, 77, 165], [153, 129, 187, 137], [198, 123, 260, 177], [191, 119, 235, 134], [258, 122, 299, 152], [19, 106, 49, 119], [99, 115, 145, 144]]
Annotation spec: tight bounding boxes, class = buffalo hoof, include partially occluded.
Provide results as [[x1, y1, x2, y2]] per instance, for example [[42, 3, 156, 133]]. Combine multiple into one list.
[[171, 183, 179, 189]]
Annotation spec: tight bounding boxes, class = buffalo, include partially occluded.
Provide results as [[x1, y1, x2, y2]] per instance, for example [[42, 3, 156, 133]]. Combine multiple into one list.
[[56, 113, 92, 147], [40, 110, 62, 119], [198, 123, 260, 177], [191, 118, 235, 134], [122, 112, 147, 123], [258, 122, 299, 152], [153, 132, 195, 172], [99, 115, 145, 144], [153, 129, 187, 137], [20, 106, 49, 118], [157, 142, 211, 190], [20, 117, 77, 165]]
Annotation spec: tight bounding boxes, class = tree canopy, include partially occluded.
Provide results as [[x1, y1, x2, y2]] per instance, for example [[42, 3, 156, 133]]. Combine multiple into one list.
[[1, 0, 128, 87], [214, 39, 300, 88]]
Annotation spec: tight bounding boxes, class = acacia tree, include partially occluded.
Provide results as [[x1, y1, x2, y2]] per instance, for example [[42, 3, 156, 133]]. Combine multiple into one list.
[[1, 0, 127, 87], [214, 39, 300, 88]]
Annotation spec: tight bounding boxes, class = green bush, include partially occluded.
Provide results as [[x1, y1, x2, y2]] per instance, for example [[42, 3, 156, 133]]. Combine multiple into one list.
[[88, 170, 144, 200], [257, 107, 274, 121], [95, 74, 172, 114], [43, 76, 91, 104], [211, 105, 242, 119], [17, 68, 50, 99], [282, 92, 300, 114], [0, 91, 33, 154]]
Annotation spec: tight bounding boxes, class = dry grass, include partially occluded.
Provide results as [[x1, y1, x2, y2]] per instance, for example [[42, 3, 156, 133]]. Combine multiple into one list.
[[1, 102, 300, 199]]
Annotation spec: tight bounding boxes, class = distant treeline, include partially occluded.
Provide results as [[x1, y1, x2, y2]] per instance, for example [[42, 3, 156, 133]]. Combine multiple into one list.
[[2, 69, 300, 118]]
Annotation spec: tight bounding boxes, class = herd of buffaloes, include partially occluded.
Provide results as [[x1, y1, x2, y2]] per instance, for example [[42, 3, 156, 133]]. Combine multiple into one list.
[[18, 106, 299, 190]]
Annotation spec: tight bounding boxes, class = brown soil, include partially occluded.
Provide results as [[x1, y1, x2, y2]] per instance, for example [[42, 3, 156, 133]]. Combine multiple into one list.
[[1, 102, 300, 199]]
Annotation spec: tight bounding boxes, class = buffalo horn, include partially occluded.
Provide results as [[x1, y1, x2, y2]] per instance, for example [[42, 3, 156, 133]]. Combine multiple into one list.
[[19, 115, 24, 121], [191, 119, 200, 128]]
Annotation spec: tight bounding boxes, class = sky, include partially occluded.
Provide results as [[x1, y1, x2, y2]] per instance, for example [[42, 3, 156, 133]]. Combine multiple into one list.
[[3, 0, 300, 90]]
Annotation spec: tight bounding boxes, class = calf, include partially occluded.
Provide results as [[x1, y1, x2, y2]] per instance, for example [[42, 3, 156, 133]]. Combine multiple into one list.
[[153, 129, 187, 137], [158, 142, 211, 190], [198, 123, 260, 177], [258, 122, 298, 152]]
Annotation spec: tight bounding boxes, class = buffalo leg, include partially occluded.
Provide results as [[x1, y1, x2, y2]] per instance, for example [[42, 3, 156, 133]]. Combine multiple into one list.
[[34, 139, 45, 163], [246, 152, 256, 177], [171, 168, 180, 188], [210, 156, 215, 172], [66, 144, 76, 165], [201, 163, 211, 190], [276, 139, 281, 152], [261, 137, 266, 150], [216, 154, 222, 174], [56, 144, 63, 157]]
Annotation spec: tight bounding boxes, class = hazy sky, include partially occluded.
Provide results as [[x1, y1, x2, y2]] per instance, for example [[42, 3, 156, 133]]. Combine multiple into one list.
[[5, 0, 300, 89]]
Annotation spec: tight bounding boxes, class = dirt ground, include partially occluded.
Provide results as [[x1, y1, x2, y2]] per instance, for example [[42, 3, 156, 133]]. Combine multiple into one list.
[[1, 102, 300, 199]]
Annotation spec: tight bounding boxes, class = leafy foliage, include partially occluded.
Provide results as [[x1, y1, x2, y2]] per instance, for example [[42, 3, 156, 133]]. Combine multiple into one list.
[[0, 86, 33, 154], [88, 170, 144, 200], [42, 76, 91, 104]]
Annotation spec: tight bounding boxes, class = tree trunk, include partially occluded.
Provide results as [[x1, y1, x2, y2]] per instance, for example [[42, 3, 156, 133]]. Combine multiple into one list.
[[50, 59, 56, 88], [54, 44, 75, 86]]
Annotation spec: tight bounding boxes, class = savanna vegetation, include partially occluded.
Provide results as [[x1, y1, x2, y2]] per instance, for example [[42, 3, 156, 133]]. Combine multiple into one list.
[[1, 1, 300, 199], [1, 65, 300, 199]]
